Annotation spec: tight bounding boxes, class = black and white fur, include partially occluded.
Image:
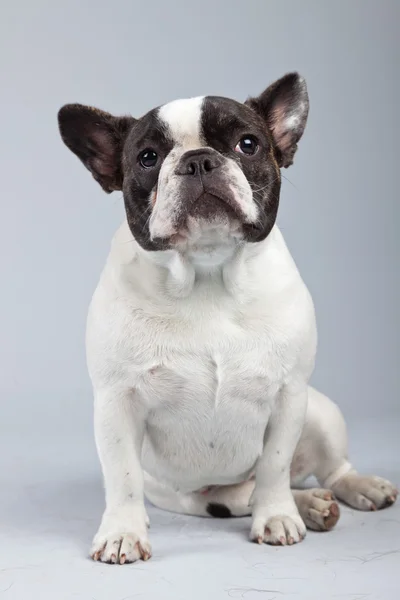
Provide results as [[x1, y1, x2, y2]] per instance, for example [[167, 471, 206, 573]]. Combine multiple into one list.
[[58, 73, 397, 565]]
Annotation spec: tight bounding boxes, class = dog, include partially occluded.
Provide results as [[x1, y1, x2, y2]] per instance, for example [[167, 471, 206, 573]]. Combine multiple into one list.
[[58, 72, 398, 565]]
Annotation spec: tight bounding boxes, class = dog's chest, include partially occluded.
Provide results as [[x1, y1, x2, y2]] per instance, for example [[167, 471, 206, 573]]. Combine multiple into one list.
[[134, 298, 287, 406], [128, 297, 290, 488]]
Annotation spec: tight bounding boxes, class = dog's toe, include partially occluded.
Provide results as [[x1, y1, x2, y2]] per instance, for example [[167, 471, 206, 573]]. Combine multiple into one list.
[[332, 474, 398, 511]]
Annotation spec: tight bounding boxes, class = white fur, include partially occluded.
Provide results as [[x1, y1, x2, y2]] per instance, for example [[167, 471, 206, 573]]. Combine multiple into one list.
[[159, 96, 204, 148], [88, 219, 397, 563]]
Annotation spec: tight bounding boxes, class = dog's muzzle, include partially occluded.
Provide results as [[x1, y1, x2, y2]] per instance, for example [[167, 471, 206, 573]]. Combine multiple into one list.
[[175, 148, 246, 222]]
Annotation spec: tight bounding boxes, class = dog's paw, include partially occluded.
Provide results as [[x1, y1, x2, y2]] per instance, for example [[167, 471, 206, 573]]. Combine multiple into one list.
[[332, 474, 398, 511], [91, 532, 152, 564], [91, 506, 151, 565], [295, 488, 340, 531], [251, 511, 306, 546]]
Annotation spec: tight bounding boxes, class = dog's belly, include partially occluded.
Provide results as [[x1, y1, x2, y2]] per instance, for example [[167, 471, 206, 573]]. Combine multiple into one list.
[[139, 348, 280, 492]]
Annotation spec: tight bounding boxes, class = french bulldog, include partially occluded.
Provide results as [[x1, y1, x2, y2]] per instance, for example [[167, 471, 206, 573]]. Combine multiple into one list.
[[58, 72, 398, 564]]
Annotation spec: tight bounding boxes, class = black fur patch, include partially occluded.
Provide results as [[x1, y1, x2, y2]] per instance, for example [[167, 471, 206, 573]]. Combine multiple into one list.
[[122, 110, 174, 250], [202, 96, 281, 243], [206, 502, 232, 518]]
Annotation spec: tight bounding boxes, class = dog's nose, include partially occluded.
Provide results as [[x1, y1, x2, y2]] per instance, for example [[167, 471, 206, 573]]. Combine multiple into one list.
[[176, 149, 223, 176]]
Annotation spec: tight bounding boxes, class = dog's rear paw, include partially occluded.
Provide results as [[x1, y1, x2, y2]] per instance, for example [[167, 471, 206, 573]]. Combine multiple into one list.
[[332, 474, 398, 511], [295, 488, 340, 531]]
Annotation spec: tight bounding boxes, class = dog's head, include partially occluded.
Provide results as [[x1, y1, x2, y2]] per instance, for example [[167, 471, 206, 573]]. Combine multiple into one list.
[[58, 73, 308, 256]]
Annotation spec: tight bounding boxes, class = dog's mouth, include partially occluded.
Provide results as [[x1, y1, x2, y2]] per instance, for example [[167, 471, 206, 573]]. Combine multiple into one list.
[[150, 188, 262, 249], [188, 191, 243, 221], [166, 191, 245, 245]]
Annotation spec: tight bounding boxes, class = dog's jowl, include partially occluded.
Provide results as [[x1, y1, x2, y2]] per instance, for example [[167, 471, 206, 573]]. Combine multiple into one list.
[[58, 73, 398, 564]]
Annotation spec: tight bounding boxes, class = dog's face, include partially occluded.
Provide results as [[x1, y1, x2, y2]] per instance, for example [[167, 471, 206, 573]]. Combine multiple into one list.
[[58, 73, 309, 254]]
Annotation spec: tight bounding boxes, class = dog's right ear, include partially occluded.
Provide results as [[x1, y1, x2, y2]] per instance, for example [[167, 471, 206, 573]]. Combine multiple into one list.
[[57, 104, 136, 193]]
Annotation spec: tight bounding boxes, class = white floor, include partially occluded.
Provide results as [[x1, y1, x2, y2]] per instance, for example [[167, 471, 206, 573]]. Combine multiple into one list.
[[1, 418, 399, 600]]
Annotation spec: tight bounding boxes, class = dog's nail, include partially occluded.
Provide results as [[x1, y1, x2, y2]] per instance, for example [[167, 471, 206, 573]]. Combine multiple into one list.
[[279, 536, 286, 545], [288, 536, 294, 545], [137, 542, 151, 561], [330, 503, 339, 516], [370, 504, 377, 511], [120, 554, 126, 565], [142, 551, 151, 561]]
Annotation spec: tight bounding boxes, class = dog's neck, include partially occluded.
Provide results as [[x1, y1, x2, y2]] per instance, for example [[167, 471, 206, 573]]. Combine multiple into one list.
[[109, 220, 282, 301]]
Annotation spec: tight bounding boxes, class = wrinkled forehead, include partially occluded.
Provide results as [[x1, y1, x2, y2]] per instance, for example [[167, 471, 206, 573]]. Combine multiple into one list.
[[130, 96, 263, 150]]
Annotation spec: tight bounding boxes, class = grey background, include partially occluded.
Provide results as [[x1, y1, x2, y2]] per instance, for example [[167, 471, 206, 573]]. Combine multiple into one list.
[[0, 1, 399, 599]]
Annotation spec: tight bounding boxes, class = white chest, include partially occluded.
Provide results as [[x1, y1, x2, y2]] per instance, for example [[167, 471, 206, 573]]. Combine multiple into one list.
[[122, 303, 290, 490]]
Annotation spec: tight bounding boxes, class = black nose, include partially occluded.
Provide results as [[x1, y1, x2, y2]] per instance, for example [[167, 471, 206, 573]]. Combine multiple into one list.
[[176, 149, 223, 176]]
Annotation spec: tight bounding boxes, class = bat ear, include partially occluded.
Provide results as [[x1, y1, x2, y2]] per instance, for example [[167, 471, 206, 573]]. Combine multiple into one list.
[[246, 72, 309, 168], [57, 103, 136, 192]]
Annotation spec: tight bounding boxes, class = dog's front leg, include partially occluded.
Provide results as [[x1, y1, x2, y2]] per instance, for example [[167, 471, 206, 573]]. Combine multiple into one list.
[[251, 382, 308, 546], [90, 388, 151, 565]]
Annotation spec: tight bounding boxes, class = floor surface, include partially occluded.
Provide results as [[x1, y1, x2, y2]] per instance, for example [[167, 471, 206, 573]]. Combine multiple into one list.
[[1, 418, 399, 600]]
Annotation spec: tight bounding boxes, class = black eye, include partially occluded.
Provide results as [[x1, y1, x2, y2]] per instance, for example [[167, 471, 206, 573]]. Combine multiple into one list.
[[235, 136, 259, 156], [139, 149, 158, 168]]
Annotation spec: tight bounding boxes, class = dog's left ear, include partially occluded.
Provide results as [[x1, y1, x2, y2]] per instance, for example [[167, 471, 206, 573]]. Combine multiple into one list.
[[246, 72, 309, 168]]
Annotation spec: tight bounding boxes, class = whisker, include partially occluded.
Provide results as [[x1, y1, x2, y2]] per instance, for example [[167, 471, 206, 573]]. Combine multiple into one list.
[[250, 182, 271, 194], [281, 174, 298, 190], [141, 207, 153, 236], [250, 170, 282, 196], [120, 205, 153, 245], [112, 193, 124, 207]]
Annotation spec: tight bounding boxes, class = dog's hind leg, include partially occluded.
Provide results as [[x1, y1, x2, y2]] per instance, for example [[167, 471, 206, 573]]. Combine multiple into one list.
[[144, 472, 254, 518], [293, 386, 398, 512], [144, 472, 341, 535]]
